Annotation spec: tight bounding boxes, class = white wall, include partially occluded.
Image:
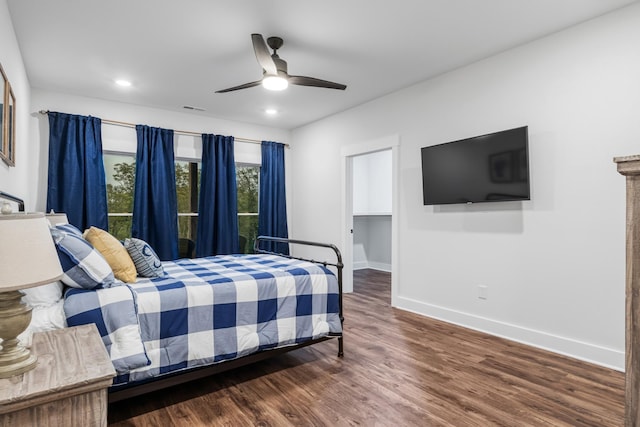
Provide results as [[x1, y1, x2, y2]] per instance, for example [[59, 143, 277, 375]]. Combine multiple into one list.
[[353, 149, 392, 214], [0, 0, 32, 209], [29, 89, 291, 214], [353, 215, 392, 271], [290, 4, 640, 370]]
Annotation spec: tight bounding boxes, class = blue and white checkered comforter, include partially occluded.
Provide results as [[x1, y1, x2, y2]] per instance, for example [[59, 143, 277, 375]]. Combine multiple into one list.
[[64, 254, 342, 385]]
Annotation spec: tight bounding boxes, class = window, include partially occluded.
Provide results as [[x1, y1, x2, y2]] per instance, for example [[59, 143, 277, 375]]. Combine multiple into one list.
[[176, 159, 200, 242], [104, 153, 259, 254], [237, 165, 260, 253], [104, 153, 135, 241]]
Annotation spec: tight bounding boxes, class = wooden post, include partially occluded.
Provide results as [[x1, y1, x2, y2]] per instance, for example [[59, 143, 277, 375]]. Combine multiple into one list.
[[615, 154, 640, 426]]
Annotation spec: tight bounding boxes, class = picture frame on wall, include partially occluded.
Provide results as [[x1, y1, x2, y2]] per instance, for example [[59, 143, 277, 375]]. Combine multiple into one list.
[[0, 62, 15, 167], [5, 84, 15, 166], [0, 64, 5, 163]]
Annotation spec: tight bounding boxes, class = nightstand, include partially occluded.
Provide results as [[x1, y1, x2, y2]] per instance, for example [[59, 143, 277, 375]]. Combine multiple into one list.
[[0, 324, 116, 427]]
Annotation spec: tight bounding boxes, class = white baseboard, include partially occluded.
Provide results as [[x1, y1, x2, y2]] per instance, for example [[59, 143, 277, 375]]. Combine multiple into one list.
[[353, 261, 369, 270], [368, 261, 391, 272], [396, 296, 624, 372], [353, 261, 391, 272]]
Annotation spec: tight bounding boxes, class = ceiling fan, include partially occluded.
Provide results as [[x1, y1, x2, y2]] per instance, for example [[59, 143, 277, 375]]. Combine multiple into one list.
[[215, 34, 347, 93]]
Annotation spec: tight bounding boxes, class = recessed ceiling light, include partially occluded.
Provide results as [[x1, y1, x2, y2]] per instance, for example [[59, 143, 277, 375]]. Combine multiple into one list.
[[265, 108, 278, 115], [115, 79, 132, 87]]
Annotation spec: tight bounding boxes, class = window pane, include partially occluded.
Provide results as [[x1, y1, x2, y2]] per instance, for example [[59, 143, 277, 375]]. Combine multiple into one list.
[[176, 160, 199, 214], [108, 216, 133, 242], [105, 153, 136, 214], [178, 215, 198, 241], [238, 215, 259, 254], [104, 153, 135, 240], [237, 165, 259, 254], [237, 166, 259, 213], [176, 160, 200, 241]]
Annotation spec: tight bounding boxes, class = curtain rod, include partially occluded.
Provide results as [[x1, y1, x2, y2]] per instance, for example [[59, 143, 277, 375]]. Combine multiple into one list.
[[38, 110, 289, 148]]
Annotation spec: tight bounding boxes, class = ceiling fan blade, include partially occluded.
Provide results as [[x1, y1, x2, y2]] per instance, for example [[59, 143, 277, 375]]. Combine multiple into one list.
[[215, 80, 262, 93], [251, 33, 278, 75], [289, 75, 347, 90]]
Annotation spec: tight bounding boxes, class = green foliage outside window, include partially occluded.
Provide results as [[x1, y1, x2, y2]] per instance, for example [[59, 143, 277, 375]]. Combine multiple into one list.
[[176, 160, 199, 241], [105, 155, 135, 241], [237, 166, 260, 253]]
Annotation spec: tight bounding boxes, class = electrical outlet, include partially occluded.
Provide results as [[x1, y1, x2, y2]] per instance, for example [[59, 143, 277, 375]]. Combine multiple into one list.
[[478, 285, 488, 300]]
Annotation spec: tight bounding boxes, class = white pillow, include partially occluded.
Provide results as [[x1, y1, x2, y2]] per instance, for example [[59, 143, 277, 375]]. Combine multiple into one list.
[[17, 300, 67, 348], [21, 281, 64, 307]]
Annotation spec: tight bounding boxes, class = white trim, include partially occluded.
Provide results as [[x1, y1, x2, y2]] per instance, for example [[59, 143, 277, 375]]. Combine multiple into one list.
[[353, 261, 369, 271], [341, 134, 400, 300], [341, 154, 354, 293], [340, 135, 399, 157], [396, 296, 624, 371], [368, 261, 392, 272], [353, 261, 392, 272]]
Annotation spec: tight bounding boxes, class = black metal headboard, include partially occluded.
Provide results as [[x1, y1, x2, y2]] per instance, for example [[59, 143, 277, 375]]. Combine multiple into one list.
[[0, 191, 25, 212]]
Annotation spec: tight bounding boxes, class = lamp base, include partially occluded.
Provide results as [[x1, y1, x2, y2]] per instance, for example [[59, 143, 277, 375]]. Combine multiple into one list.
[[0, 290, 38, 378], [0, 343, 37, 378]]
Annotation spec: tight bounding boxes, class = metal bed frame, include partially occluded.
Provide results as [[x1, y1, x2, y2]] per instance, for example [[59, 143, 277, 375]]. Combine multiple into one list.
[[0, 191, 25, 212], [108, 236, 344, 403]]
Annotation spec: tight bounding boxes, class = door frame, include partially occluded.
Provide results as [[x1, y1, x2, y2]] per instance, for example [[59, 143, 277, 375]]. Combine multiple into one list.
[[341, 135, 399, 306]]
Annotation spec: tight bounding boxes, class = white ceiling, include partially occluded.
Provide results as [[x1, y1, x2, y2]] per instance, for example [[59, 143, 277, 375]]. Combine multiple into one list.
[[7, 0, 638, 130]]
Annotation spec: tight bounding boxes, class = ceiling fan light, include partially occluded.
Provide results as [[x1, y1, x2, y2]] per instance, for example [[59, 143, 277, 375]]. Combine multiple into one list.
[[262, 75, 288, 91], [115, 79, 132, 87]]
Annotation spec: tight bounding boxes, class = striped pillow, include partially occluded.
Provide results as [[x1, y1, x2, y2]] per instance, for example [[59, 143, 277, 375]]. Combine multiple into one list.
[[50, 228, 115, 289], [124, 238, 165, 278]]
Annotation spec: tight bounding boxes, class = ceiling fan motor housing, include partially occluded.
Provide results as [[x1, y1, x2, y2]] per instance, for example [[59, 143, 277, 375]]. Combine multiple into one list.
[[266, 36, 284, 51]]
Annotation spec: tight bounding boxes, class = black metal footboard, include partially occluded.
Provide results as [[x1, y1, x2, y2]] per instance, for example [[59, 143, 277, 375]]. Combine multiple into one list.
[[254, 236, 345, 357], [0, 191, 25, 212]]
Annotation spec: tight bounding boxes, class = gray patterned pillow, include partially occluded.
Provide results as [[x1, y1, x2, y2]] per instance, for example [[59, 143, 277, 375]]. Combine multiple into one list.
[[124, 238, 165, 278]]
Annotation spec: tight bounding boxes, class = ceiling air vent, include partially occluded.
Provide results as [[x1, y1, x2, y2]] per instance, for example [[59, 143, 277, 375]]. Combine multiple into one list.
[[183, 105, 206, 111]]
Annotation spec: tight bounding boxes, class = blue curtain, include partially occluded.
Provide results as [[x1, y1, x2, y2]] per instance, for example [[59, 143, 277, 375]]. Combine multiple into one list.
[[196, 134, 239, 257], [132, 125, 179, 261], [46, 112, 108, 231], [258, 141, 289, 255]]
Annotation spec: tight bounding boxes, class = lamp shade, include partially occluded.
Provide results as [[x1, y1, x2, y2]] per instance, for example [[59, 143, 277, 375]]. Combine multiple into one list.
[[0, 213, 63, 291], [45, 213, 69, 226]]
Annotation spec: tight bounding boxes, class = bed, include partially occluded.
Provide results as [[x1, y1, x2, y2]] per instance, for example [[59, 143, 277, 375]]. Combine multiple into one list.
[[0, 191, 344, 403], [66, 237, 344, 402]]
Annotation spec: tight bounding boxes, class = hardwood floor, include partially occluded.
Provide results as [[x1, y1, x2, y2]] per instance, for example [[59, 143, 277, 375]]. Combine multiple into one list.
[[109, 269, 624, 426]]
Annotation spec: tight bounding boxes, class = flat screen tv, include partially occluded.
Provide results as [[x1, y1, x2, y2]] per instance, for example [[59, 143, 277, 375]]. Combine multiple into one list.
[[421, 126, 530, 205]]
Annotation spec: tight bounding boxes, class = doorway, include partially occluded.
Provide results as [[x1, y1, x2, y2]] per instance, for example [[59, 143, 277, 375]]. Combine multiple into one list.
[[341, 135, 399, 306], [352, 149, 392, 272]]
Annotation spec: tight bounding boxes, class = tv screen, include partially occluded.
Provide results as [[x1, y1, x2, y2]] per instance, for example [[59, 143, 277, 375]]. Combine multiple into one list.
[[421, 126, 530, 205]]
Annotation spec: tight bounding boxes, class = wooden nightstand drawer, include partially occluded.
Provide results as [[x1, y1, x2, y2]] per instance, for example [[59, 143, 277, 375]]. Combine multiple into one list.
[[0, 324, 116, 426]]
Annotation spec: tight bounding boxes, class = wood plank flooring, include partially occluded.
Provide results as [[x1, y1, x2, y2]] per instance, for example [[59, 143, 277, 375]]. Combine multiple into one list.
[[108, 269, 624, 426]]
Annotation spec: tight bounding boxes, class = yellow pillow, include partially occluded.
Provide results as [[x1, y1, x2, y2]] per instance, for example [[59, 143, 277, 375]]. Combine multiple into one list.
[[83, 227, 137, 283]]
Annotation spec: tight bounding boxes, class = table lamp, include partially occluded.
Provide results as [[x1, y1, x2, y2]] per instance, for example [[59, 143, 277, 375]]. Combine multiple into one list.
[[0, 213, 63, 378], [45, 212, 69, 226]]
